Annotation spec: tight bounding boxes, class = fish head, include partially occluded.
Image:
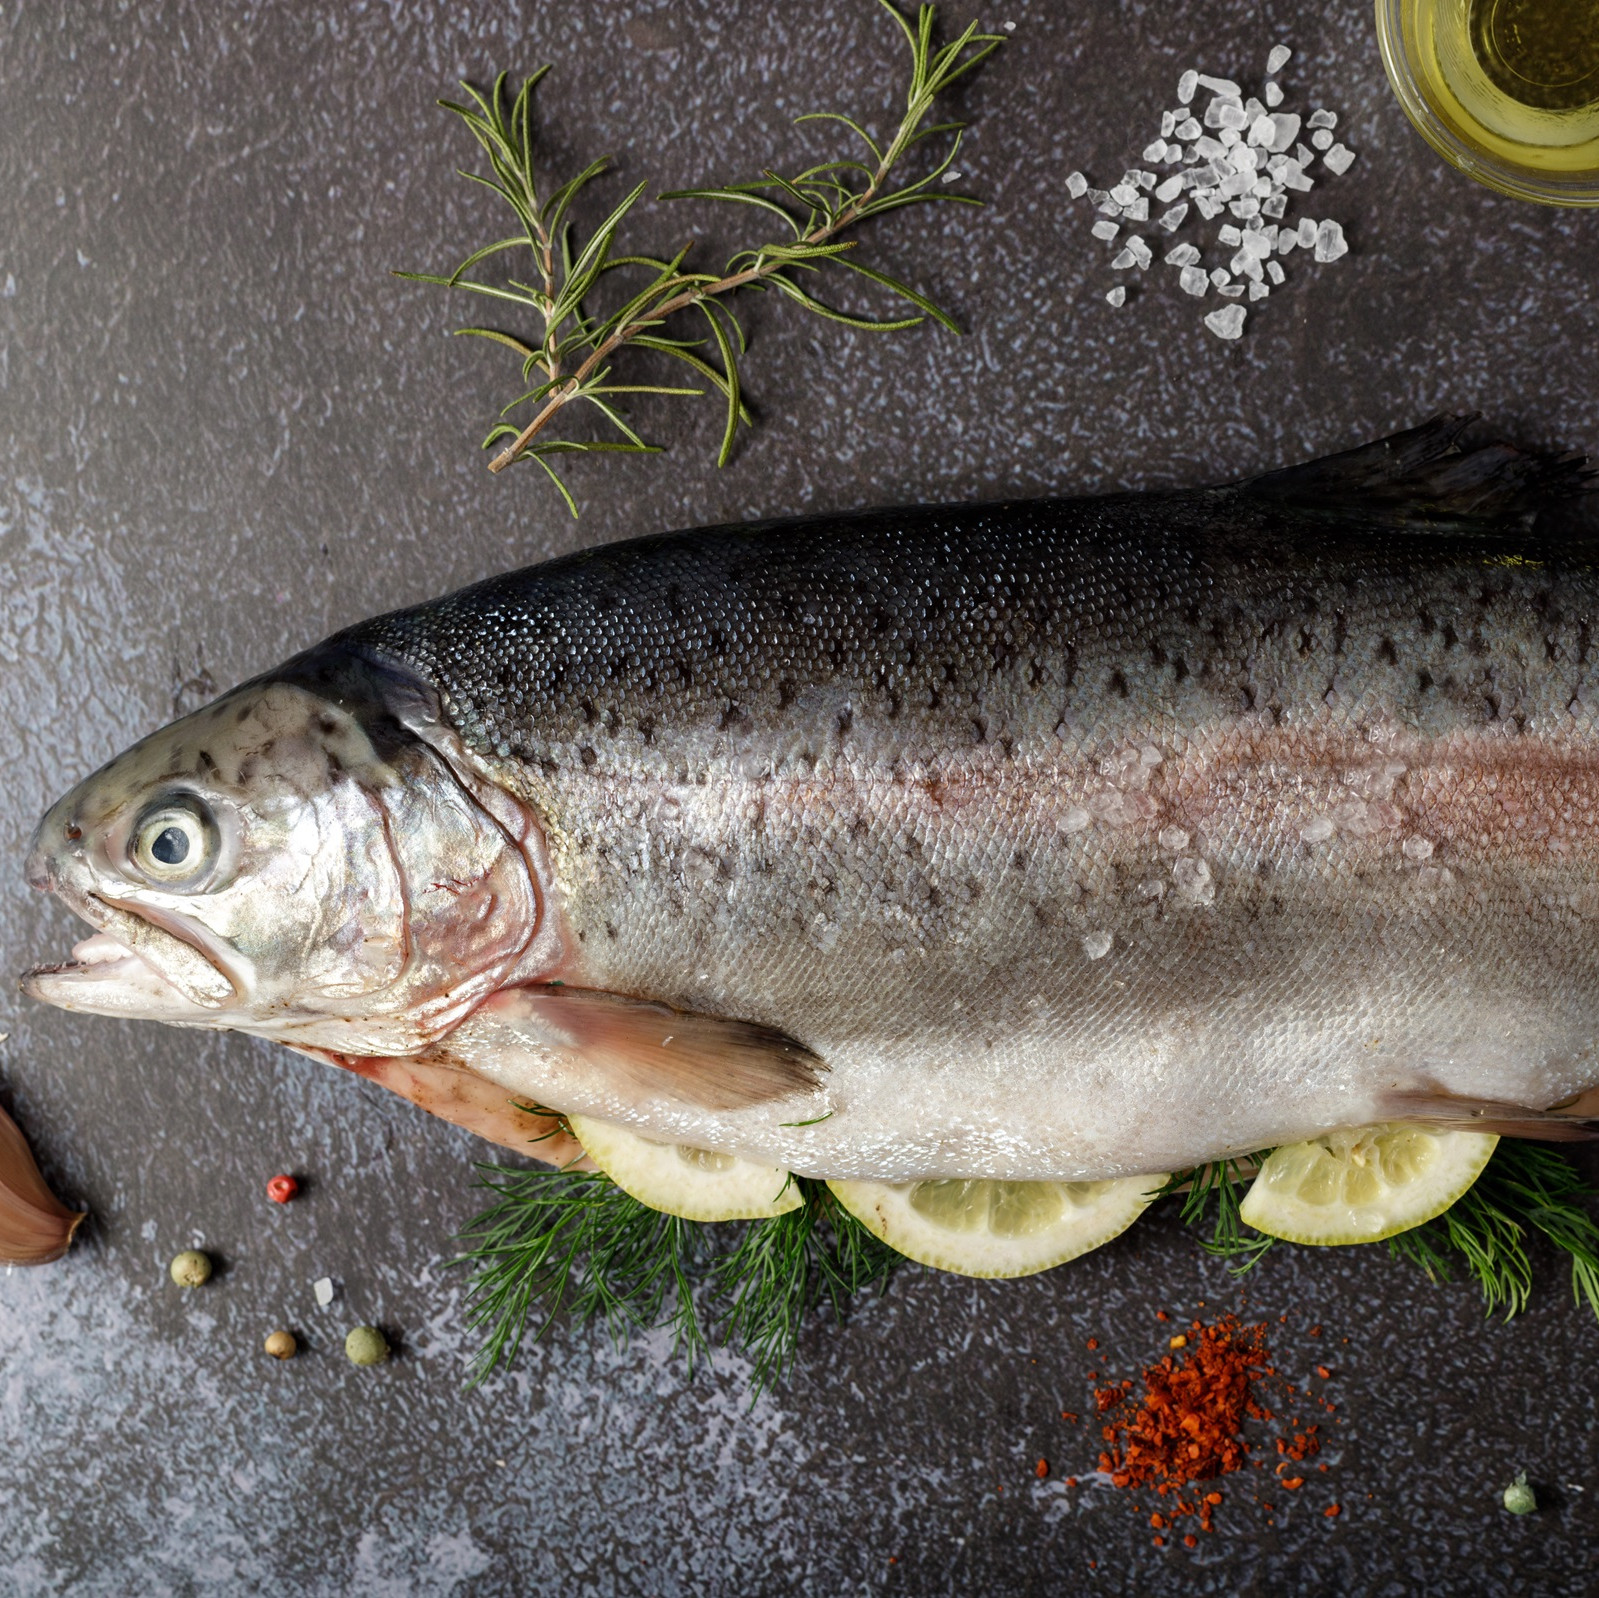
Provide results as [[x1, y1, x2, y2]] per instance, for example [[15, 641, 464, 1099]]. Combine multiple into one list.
[[22, 669, 541, 1055]]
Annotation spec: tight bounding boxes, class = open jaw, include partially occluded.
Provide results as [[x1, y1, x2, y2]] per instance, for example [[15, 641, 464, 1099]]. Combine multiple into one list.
[[22, 897, 236, 1023]]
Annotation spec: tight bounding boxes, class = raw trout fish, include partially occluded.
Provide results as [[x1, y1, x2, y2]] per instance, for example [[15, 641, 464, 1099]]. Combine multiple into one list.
[[21, 419, 1599, 1180]]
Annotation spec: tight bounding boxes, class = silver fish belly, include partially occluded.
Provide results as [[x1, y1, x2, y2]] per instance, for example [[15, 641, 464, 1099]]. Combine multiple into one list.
[[22, 419, 1599, 1178]]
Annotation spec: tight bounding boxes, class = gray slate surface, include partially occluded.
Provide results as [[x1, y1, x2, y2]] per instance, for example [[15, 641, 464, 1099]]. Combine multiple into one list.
[[2, 2, 1597, 1593]]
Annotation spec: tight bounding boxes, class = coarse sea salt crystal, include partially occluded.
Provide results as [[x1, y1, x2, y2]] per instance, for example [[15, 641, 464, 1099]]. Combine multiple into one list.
[[1266, 44, 1292, 74], [1091, 219, 1120, 241], [1178, 69, 1199, 103], [1180, 264, 1209, 296], [1144, 140, 1171, 164], [1111, 247, 1137, 269], [1217, 282, 1246, 297], [1106, 285, 1126, 306], [1269, 112, 1302, 152], [1278, 230, 1297, 254], [1231, 197, 1262, 219], [1315, 218, 1349, 261], [1205, 303, 1247, 338], [1323, 142, 1356, 175], [1198, 73, 1242, 96], [1248, 279, 1270, 300], [1298, 216, 1319, 247], [1166, 241, 1201, 266], [1123, 196, 1150, 221], [1262, 192, 1287, 218], [1127, 236, 1153, 268], [314, 1276, 336, 1307], [1210, 267, 1231, 287], [1159, 202, 1189, 230], [1249, 114, 1277, 147], [1266, 258, 1285, 284], [1217, 223, 1242, 246], [1264, 81, 1284, 107], [1308, 108, 1338, 129], [1161, 110, 1178, 138], [1155, 173, 1186, 203], [1083, 930, 1114, 960], [1241, 231, 1272, 258], [1110, 183, 1139, 205], [1067, 171, 1089, 199], [1311, 128, 1333, 151], [1176, 117, 1202, 141]]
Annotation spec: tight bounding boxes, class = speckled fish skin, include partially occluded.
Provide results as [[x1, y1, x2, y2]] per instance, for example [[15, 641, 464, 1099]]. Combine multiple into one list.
[[24, 423, 1599, 1179], [268, 422, 1599, 1180]]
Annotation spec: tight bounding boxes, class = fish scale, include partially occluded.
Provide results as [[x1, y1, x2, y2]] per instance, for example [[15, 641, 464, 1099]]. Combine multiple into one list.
[[22, 419, 1599, 1178]]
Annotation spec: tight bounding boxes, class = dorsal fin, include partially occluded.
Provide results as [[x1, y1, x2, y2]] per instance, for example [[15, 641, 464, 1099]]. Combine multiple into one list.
[[1238, 414, 1593, 531]]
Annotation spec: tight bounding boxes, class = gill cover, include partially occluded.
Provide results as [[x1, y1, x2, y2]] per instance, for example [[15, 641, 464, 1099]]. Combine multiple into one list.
[[24, 670, 540, 1056]]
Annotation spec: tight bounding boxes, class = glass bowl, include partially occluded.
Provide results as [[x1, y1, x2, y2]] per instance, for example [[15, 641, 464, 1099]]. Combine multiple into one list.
[[1375, 0, 1599, 206]]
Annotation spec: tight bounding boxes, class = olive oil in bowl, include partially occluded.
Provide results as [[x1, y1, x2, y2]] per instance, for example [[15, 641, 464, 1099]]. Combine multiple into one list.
[[1376, 0, 1599, 203]]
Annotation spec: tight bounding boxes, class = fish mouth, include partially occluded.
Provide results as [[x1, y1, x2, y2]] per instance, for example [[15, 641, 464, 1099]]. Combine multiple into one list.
[[22, 893, 236, 1021]]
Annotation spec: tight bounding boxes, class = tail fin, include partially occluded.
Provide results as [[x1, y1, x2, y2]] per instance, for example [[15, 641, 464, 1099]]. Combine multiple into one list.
[[1239, 414, 1593, 531]]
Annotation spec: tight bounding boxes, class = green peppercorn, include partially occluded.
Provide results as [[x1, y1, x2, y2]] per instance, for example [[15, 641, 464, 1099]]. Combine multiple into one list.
[[169, 1249, 212, 1287], [344, 1325, 390, 1366], [1503, 1472, 1537, 1515]]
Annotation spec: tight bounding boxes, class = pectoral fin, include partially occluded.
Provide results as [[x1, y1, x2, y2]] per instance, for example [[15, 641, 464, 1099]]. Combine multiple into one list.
[[475, 984, 827, 1111]]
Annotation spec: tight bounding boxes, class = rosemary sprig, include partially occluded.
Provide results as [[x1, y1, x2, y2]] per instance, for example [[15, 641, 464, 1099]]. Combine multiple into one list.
[[454, 1169, 901, 1393], [398, 2, 1004, 512]]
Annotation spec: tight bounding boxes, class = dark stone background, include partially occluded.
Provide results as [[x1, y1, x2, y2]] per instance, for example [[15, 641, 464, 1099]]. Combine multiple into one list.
[[1, 1, 1596, 1593]]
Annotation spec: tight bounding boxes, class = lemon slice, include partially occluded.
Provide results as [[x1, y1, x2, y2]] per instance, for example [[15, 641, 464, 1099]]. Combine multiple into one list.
[[826, 1173, 1165, 1278], [567, 1114, 802, 1222], [1238, 1124, 1498, 1245]]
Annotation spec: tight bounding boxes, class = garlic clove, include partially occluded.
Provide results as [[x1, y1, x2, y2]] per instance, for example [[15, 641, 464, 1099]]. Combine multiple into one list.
[[0, 1103, 86, 1265]]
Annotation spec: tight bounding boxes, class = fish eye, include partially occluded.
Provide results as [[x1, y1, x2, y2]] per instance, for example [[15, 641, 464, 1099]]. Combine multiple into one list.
[[128, 797, 219, 887]]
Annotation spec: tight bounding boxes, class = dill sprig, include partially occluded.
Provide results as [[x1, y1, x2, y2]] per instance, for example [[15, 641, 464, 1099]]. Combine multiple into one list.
[[1164, 1139, 1599, 1320], [1152, 1156, 1275, 1274], [454, 1169, 901, 1393], [398, 1, 1004, 512], [1384, 1140, 1599, 1320], [455, 1166, 708, 1381]]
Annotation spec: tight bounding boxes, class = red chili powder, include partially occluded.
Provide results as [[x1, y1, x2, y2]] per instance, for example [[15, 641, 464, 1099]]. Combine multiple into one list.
[[1094, 1313, 1320, 1536]]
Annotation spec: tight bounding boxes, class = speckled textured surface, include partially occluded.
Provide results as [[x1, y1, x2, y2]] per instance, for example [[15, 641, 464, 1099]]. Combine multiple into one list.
[[2, 2, 1597, 1593]]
